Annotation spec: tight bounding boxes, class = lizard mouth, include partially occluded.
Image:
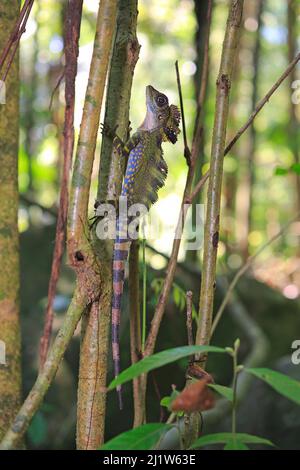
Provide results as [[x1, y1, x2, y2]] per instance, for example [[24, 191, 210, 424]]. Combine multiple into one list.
[[146, 85, 154, 100]]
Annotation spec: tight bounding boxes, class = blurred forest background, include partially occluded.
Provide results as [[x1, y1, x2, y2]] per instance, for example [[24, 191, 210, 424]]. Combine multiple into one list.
[[3, 0, 300, 449]]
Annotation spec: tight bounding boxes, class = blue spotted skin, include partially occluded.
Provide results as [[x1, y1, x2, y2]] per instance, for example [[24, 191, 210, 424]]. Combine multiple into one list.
[[121, 140, 145, 198], [111, 129, 168, 409], [110, 95, 180, 409]]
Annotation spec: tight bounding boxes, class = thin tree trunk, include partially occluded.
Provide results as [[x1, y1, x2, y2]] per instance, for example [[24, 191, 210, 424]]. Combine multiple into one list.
[[243, 0, 263, 259], [0, 0, 117, 450], [0, 0, 22, 443], [76, 0, 139, 449], [288, 0, 300, 253], [195, 0, 244, 359], [186, 0, 211, 264], [39, 0, 83, 369], [72, 0, 118, 450]]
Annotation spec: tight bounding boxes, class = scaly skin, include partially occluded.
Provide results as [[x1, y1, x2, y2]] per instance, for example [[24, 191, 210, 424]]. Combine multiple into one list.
[[107, 85, 180, 408]]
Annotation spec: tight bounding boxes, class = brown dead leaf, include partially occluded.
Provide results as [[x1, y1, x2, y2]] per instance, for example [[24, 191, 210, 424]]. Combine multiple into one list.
[[171, 376, 215, 413]]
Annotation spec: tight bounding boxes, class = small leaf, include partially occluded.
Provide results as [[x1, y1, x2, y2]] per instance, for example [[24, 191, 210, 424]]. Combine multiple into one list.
[[173, 286, 181, 307], [171, 377, 215, 413], [224, 440, 249, 450], [291, 163, 300, 175], [190, 432, 274, 449], [108, 345, 226, 390], [28, 412, 47, 446], [274, 166, 288, 176], [208, 384, 233, 402], [192, 304, 198, 319], [245, 367, 300, 405], [160, 389, 180, 410], [160, 396, 172, 408], [99, 423, 172, 450], [225, 347, 234, 355]]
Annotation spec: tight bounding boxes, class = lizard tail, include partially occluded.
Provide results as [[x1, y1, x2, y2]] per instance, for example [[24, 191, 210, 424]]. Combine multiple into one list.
[[112, 234, 130, 410]]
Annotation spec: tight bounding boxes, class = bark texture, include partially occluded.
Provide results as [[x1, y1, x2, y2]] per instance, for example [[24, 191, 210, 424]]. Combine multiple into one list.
[[0, 0, 22, 443]]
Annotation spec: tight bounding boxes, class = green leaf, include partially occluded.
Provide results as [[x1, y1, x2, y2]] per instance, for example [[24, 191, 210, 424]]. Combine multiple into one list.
[[208, 384, 233, 402], [99, 423, 172, 450], [160, 389, 180, 410], [28, 412, 47, 446], [190, 432, 274, 449], [274, 166, 288, 176], [108, 345, 226, 390], [224, 440, 249, 450], [160, 396, 172, 408], [173, 285, 181, 308], [160, 390, 183, 415], [245, 368, 300, 405], [291, 163, 300, 175]]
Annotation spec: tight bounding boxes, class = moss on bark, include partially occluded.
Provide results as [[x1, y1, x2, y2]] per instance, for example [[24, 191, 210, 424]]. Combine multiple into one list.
[[0, 0, 22, 442]]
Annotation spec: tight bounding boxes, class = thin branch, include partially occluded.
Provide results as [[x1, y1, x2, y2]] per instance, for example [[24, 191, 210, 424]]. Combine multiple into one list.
[[0, 0, 34, 82], [159, 289, 269, 449], [211, 212, 300, 336], [175, 60, 190, 164], [224, 50, 300, 155], [186, 291, 194, 347], [0, 286, 88, 450], [191, 50, 300, 202], [39, 0, 83, 369], [20, 193, 58, 218], [192, 0, 212, 146], [91, 0, 142, 436], [144, 0, 212, 360], [195, 0, 244, 363], [0, 0, 117, 450], [64, 0, 118, 451], [48, 70, 65, 111], [67, 0, 117, 254], [0, 0, 32, 70]]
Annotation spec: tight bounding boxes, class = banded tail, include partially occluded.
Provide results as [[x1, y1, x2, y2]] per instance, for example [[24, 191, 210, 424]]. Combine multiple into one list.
[[112, 219, 131, 409]]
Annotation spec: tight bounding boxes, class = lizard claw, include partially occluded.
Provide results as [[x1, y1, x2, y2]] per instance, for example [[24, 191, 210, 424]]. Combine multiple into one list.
[[100, 122, 119, 140]]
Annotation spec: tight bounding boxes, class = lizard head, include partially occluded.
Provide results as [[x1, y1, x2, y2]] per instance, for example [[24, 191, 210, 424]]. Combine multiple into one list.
[[144, 85, 170, 127], [142, 85, 181, 143]]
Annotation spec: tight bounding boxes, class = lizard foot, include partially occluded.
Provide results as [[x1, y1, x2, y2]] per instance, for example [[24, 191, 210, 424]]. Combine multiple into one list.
[[100, 122, 119, 140]]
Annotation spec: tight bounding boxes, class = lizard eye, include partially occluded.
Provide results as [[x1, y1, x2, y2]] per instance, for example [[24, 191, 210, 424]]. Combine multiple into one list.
[[156, 95, 168, 107], [158, 114, 163, 120]]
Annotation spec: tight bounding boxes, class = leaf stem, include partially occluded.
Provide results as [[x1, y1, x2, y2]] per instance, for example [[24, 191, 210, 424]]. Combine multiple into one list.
[[231, 339, 241, 440]]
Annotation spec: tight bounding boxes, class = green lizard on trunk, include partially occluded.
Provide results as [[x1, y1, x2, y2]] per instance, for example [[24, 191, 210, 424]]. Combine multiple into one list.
[[102, 85, 180, 408]]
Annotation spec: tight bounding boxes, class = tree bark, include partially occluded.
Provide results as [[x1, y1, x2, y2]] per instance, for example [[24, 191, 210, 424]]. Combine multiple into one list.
[[76, 0, 139, 449], [195, 0, 244, 360], [0, 0, 22, 443]]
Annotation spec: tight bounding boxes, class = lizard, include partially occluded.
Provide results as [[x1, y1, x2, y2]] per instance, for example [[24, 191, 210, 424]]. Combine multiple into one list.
[[102, 85, 180, 408]]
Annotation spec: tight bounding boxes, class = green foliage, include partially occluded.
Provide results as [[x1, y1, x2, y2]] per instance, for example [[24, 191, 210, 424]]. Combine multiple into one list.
[[151, 278, 197, 317], [160, 390, 178, 410], [274, 163, 300, 176], [274, 166, 289, 176], [189, 432, 274, 450], [103, 340, 300, 450], [108, 345, 226, 390], [224, 440, 249, 450], [291, 163, 300, 175], [208, 383, 233, 402], [160, 389, 183, 416], [27, 411, 48, 446], [245, 368, 300, 405], [99, 423, 172, 450]]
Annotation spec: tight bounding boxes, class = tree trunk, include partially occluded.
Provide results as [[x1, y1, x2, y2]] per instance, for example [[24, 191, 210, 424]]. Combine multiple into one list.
[[0, 0, 22, 442]]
